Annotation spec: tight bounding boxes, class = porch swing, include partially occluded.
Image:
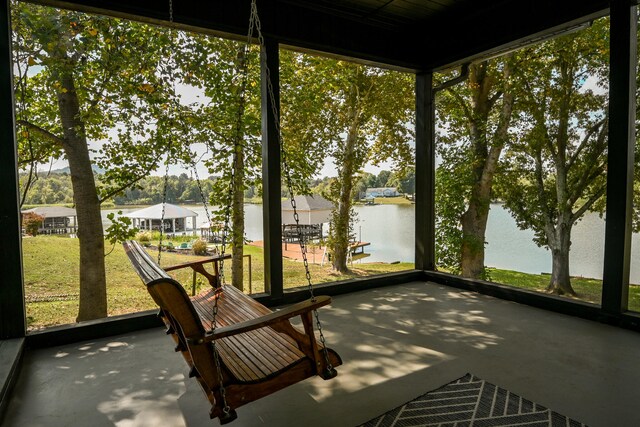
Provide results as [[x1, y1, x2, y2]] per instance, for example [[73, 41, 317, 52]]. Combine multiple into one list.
[[123, 0, 342, 424]]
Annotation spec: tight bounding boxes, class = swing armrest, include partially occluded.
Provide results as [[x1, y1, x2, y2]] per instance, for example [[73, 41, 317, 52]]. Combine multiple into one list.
[[187, 295, 332, 344], [164, 254, 231, 272]]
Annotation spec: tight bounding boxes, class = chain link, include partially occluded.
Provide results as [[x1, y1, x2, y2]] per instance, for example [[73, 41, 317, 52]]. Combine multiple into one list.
[[157, 0, 177, 265], [161, 0, 236, 415], [157, 158, 171, 265], [250, 0, 334, 375]]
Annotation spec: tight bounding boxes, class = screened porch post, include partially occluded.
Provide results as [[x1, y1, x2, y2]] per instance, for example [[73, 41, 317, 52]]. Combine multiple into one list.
[[602, 0, 637, 315], [415, 72, 436, 271], [0, 0, 26, 338], [261, 37, 283, 298]]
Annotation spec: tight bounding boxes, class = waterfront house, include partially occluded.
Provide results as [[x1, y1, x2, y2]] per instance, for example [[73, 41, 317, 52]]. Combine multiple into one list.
[[20, 206, 77, 235], [365, 187, 399, 198]]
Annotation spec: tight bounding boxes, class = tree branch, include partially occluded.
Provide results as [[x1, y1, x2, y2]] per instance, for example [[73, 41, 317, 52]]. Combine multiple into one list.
[[447, 88, 472, 121], [567, 117, 608, 205], [567, 116, 607, 170], [98, 163, 158, 204], [487, 90, 503, 110], [571, 184, 606, 224], [16, 120, 65, 147], [20, 161, 36, 208]]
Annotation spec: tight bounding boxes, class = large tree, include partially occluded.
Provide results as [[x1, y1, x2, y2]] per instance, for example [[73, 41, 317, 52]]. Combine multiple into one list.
[[497, 20, 610, 295], [177, 35, 261, 291], [280, 52, 415, 273], [13, 3, 187, 320], [435, 58, 516, 279]]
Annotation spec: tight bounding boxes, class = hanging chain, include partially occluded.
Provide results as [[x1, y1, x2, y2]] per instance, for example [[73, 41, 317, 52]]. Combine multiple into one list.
[[204, 0, 257, 418], [214, 5, 255, 298], [157, 0, 232, 417], [157, 0, 176, 266], [157, 158, 171, 265], [250, 0, 333, 375]]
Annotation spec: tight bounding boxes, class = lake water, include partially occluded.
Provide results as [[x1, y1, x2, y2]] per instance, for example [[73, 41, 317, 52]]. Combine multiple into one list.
[[103, 203, 640, 283]]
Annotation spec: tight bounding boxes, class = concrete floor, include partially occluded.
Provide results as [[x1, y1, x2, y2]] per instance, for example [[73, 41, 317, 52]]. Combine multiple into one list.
[[4, 281, 640, 427]]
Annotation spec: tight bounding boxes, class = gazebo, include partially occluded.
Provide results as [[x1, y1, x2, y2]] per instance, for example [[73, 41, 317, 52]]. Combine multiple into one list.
[[281, 194, 333, 243], [124, 203, 198, 235], [20, 206, 77, 235]]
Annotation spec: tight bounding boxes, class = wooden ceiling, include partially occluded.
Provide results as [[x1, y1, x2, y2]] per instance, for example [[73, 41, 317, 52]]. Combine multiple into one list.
[[34, 0, 613, 71], [277, 0, 462, 31]]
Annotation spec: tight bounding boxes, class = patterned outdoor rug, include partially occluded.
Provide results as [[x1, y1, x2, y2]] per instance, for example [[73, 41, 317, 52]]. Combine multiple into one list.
[[359, 373, 587, 427]]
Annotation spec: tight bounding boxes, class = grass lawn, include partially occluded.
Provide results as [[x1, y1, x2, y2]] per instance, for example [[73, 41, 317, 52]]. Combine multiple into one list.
[[22, 236, 414, 329], [357, 196, 412, 205], [22, 236, 640, 330], [488, 267, 640, 311]]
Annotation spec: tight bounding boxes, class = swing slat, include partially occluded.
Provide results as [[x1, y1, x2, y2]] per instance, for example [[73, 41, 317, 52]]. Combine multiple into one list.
[[123, 240, 342, 423]]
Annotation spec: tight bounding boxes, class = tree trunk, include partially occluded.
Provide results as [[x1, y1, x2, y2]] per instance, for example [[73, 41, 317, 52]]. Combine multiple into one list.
[[547, 222, 576, 296], [56, 71, 108, 321], [459, 60, 514, 279], [331, 107, 359, 274], [460, 198, 490, 278], [231, 136, 244, 291], [331, 139, 356, 273]]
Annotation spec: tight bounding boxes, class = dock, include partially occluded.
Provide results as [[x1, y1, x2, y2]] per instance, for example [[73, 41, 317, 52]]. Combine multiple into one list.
[[249, 241, 325, 264], [249, 240, 370, 265]]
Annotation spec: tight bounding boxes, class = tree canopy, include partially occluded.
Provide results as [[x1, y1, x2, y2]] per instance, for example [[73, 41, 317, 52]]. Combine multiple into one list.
[[280, 51, 415, 272]]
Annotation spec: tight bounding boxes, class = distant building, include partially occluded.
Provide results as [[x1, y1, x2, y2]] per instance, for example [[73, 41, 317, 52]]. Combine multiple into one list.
[[21, 206, 77, 235], [365, 187, 399, 198], [281, 194, 333, 244]]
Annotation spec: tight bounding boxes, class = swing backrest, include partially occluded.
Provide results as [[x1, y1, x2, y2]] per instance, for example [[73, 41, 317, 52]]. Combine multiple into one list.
[[123, 240, 220, 389]]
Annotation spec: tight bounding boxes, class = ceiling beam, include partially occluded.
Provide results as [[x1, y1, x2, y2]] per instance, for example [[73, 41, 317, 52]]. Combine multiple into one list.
[[420, 0, 610, 70], [27, 0, 613, 72], [30, 0, 423, 70]]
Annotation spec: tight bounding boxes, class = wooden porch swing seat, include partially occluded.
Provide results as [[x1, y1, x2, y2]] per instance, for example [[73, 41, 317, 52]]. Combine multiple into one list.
[[123, 240, 342, 423]]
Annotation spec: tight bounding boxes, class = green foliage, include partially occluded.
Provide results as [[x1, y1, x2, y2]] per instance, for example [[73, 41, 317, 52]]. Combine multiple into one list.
[[174, 36, 262, 223], [386, 168, 415, 194], [104, 211, 138, 248], [19, 173, 74, 205], [20, 172, 223, 206], [435, 167, 465, 273], [113, 174, 216, 205], [497, 19, 611, 249], [434, 55, 516, 277], [12, 3, 188, 194], [280, 51, 415, 270], [22, 211, 44, 236]]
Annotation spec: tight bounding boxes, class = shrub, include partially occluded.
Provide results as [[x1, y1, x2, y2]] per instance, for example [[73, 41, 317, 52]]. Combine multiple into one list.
[[192, 239, 208, 255], [137, 231, 152, 243], [22, 212, 44, 236]]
